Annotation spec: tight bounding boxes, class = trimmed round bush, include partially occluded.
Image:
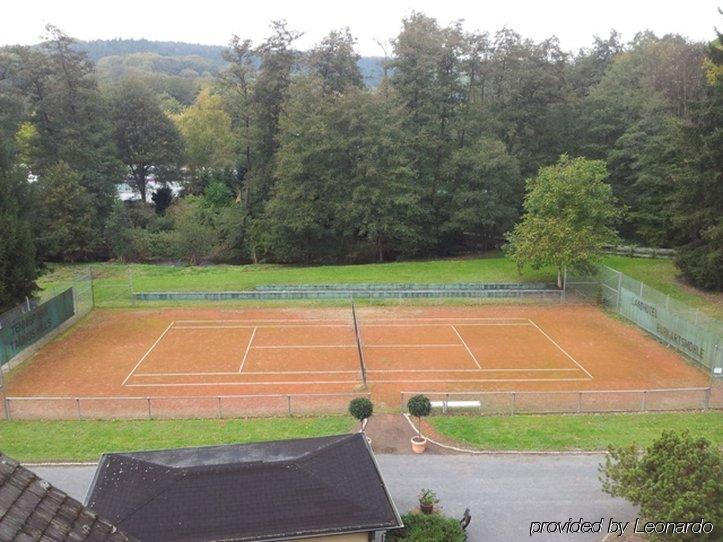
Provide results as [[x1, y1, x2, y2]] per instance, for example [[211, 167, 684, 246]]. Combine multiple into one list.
[[348, 397, 374, 421], [407, 395, 431, 418]]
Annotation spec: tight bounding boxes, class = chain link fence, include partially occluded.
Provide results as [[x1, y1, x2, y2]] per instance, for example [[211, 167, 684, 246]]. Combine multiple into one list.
[[0, 268, 93, 375], [565, 265, 722, 375], [1, 392, 371, 420], [401, 385, 722, 416]]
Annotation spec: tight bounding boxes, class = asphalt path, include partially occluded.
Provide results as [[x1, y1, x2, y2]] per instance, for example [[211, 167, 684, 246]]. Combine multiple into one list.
[[31, 453, 637, 541]]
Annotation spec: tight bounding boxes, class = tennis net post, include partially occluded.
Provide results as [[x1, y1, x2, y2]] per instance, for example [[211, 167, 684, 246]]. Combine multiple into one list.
[[351, 300, 367, 387]]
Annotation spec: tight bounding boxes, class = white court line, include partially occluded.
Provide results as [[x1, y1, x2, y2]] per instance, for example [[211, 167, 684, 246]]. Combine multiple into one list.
[[174, 318, 351, 323], [124, 376, 592, 387], [122, 321, 175, 386], [125, 380, 362, 387], [527, 319, 593, 379], [367, 367, 582, 373], [451, 325, 482, 369], [361, 323, 532, 328], [174, 324, 350, 329], [253, 344, 356, 349], [133, 370, 361, 376], [238, 327, 257, 373], [131, 367, 583, 377], [174, 317, 529, 323]]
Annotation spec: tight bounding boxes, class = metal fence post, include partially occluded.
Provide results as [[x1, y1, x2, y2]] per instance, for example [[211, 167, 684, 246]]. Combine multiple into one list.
[[287, 395, 292, 416], [511, 392, 516, 415], [217, 396, 223, 419], [147, 397, 152, 419], [577, 392, 582, 413], [400, 393, 404, 413], [89, 266, 96, 309], [76, 398, 81, 420], [616, 271, 622, 312], [703, 387, 711, 411], [641, 391, 647, 412], [4, 397, 10, 421], [129, 268, 135, 306]]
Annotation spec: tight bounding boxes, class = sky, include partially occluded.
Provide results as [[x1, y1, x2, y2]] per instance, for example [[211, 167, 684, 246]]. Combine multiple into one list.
[[1, 0, 720, 55]]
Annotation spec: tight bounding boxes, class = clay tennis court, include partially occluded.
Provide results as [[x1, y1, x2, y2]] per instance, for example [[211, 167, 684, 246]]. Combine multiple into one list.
[[3, 304, 711, 418]]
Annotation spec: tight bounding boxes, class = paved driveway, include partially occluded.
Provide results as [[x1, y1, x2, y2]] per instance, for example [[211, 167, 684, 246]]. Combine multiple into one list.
[[32, 454, 636, 541]]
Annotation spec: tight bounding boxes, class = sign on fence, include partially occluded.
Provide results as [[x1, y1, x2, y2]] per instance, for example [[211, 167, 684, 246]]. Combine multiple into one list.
[[0, 288, 75, 366], [566, 265, 722, 374]]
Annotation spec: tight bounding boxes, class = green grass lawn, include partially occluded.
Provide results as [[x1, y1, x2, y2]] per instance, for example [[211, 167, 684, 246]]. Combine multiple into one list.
[[0, 416, 354, 462], [428, 412, 723, 451], [36, 254, 721, 316], [602, 255, 721, 318]]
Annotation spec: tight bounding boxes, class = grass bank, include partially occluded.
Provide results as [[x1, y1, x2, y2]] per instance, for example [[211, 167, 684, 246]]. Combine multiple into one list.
[[0, 416, 354, 462], [37, 254, 721, 317], [427, 412, 723, 451]]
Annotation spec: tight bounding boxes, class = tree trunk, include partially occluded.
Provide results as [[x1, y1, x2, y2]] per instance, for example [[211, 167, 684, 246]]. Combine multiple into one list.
[[557, 267, 563, 289]]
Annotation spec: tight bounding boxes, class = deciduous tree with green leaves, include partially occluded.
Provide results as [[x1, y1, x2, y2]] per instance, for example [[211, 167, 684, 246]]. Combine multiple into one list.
[[600, 431, 722, 541], [505, 155, 620, 287], [110, 78, 184, 202]]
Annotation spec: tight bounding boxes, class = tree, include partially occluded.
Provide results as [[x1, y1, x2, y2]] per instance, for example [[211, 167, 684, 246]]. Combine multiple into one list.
[[348, 397, 373, 432], [174, 88, 236, 174], [168, 197, 218, 264], [505, 155, 620, 287], [0, 71, 37, 308], [251, 21, 303, 204], [35, 162, 99, 261], [307, 28, 364, 94], [0, 26, 123, 256], [220, 36, 256, 210], [151, 185, 174, 214], [445, 138, 521, 251], [600, 431, 722, 541], [671, 26, 723, 290], [406, 394, 431, 440], [110, 78, 184, 201]]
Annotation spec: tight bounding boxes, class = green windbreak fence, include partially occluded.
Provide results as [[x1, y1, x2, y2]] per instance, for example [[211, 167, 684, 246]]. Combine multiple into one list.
[[0, 268, 93, 369], [566, 265, 722, 375], [0, 289, 74, 367]]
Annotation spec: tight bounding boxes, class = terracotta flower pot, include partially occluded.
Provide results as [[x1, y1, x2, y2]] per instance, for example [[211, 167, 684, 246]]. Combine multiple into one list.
[[419, 502, 434, 514], [411, 436, 427, 454]]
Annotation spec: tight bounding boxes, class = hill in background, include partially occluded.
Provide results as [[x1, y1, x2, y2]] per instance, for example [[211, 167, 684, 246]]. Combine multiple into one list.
[[74, 39, 386, 100]]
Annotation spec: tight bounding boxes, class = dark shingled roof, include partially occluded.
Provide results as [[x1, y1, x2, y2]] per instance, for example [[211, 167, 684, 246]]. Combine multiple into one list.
[[86, 433, 402, 542], [0, 452, 134, 542]]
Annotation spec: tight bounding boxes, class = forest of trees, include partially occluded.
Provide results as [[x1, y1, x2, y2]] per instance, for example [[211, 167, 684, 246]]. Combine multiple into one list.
[[0, 13, 721, 308]]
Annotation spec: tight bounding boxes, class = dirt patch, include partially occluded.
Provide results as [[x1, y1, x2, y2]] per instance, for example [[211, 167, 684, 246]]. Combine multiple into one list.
[[364, 413, 461, 454]]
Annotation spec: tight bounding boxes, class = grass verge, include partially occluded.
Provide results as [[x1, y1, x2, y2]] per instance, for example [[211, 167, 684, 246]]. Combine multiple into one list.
[[37, 255, 721, 317], [0, 416, 354, 462], [427, 412, 723, 451]]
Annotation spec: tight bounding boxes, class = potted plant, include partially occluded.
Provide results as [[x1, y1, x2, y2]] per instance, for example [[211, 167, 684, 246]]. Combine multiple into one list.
[[407, 394, 432, 453], [418, 489, 439, 515], [348, 397, 373, 442]]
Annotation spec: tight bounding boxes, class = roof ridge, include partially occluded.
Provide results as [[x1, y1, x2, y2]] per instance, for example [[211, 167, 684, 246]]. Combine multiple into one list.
[[293, 434, 381, 514]]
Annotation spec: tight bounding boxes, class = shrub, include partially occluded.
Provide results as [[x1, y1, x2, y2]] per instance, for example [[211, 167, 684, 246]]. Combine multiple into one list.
[[418, 489, 439, 506], [600, 430, 722, 541], [348, 397, 373, 422], [407, 394, 432, 439], [387, 512, 465, 542]]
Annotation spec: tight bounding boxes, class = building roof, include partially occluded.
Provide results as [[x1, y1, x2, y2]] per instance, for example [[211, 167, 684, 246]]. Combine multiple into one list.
[[0, 452, 134, 542], [85, 433, 402, 542]]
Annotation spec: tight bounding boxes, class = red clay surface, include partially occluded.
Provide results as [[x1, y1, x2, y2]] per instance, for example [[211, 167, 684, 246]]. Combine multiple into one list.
[[3, 305, 710, 413]]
